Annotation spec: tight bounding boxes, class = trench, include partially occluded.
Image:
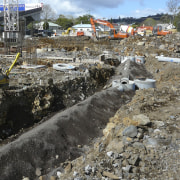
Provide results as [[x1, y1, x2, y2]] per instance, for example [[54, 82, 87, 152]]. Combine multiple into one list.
[[0, 59, 153, 180], [0, 87, 134, 180]]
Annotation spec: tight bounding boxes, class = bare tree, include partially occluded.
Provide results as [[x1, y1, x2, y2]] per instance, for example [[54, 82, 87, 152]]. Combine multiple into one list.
[[41, 4, 56, 21], [167, 0, 180, 23]]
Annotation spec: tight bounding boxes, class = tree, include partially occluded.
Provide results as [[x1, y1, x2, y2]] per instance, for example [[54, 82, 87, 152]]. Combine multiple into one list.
[[27, 22, 34, 30], [75, 14, 93, 24], [56, 15, 73, 29], [142, 18, 157, 26], [43, 21, 49, 30], [160, 13, 172, 23], [166, 0, 180, 23], [110, 18, 113, 24], [41, 4, 56, 21], [174, 11, 180, 28]]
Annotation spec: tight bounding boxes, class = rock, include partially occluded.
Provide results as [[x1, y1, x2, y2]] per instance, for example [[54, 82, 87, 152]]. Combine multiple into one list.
[[122, 136, 134, 145], [106, 139, 124, 153], [73, 171, 79, 177], [85, 165, 92, 175], [159, 44, 166, 49], [102, 171, 120, 179], [57, 171, 62, 178], [122, 125, 138, 138], [122, 159, 129, 166], [107, 151, 114, 157], [50, 176, 56, 180], [132, 114, 150, 126], [137, 42, 145, 46], [154, 121, 165, 127], [122, 165, 132, 172], [132, 142, 145, 150], [65, 162, 72, 173], [22, 177, 29, 180], [103, 122, 116, 137], [74, 178, 84, 180], [144, 137, 158, 148], [35, 168, 42, 176], [128, 154, 140, 166]]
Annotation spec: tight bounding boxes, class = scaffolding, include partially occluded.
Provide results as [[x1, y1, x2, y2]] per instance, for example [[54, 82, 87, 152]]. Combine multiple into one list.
[[3, 0, 21, 54]]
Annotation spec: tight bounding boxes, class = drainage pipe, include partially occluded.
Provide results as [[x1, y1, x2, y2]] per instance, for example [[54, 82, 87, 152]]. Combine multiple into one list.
[[156, 56, 180, 63]]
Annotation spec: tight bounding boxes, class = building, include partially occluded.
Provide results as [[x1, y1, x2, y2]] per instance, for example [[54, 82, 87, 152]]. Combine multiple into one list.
[[72, 24, 93, 36], [35, 21, 62, 33], [72, 23, 99, 37]]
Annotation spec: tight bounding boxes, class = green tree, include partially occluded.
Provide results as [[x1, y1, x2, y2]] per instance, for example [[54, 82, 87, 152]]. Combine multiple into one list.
[[174, 11, 180, 29], [43, 21, 49, 30], [27, 22, 34, 30], [110, 18, 113, 24], [75, 14, 93, 24], [56, 15, 73, 29], [141, 18, 157, 26]]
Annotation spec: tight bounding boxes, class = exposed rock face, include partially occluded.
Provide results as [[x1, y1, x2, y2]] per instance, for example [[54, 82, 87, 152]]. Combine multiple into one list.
[[0, 66, 114, 139]]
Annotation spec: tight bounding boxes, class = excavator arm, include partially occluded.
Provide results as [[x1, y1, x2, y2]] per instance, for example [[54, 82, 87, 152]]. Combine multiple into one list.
[[90, 18, 96, 37], [90, 18, 129, 39]]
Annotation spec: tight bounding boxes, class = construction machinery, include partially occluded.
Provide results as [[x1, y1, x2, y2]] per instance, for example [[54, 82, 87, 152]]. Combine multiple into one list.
[[153, 25, 172, 36], [62, 28, 75, 36], [0, 52, 20, 87], [134, 26, 153, 36], [90, 18, 129, 39], [77, 31, 84, 36], [134, 25, 172, 36]]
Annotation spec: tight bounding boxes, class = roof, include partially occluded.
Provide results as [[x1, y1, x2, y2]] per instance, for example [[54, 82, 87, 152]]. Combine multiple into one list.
[[36, 21, 61, 27], [72, 24, 92, 28]]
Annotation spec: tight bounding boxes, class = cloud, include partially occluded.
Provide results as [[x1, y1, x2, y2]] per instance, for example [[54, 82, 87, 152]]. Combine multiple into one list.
[[18, 0, 162, 19]]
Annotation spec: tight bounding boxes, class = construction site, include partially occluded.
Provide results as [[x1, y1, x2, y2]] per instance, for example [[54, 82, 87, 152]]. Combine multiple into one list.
[[0, 1, 180, 180]]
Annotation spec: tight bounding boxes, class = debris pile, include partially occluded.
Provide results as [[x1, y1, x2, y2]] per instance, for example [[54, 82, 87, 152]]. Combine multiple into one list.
[[0, 33, 180, 180]]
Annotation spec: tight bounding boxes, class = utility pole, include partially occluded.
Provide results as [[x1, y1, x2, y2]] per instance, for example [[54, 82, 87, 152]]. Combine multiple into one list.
[[3, 0, 20, 55]]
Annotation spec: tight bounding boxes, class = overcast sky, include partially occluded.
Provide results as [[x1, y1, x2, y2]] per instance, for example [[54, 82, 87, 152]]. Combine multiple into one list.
[[19, 0, 169, 19]]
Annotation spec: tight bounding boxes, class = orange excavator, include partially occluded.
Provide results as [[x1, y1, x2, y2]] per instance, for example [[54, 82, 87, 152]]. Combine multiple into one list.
[[90, 18, 129, 39], [134, 26, 153, 36], [153, 25, 172, 36], [135, 25, 172, 36]]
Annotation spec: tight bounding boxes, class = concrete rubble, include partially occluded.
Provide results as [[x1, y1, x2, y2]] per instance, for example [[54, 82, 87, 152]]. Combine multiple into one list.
[[0, 33, 179, 180]]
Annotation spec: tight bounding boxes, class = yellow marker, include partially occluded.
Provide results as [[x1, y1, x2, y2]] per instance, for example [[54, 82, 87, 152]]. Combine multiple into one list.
[[6, 52, 20, 76]]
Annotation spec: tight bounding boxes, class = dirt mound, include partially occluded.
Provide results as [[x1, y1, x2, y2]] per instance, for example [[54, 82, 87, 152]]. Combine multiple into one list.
[[0, 87, 134, 180]]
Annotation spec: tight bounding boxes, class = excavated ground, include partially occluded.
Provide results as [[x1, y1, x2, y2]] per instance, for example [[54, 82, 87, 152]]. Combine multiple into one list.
[[0, 34, 180, 180]]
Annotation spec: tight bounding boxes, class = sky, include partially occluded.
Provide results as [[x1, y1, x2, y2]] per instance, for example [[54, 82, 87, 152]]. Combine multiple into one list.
[[20, 0, 169, 19]]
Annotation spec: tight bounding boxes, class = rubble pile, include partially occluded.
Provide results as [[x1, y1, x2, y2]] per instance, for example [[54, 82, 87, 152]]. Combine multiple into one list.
[[55, 84, 180, 180], [0, 33, 180, 180], [41, 35, 180, 180]]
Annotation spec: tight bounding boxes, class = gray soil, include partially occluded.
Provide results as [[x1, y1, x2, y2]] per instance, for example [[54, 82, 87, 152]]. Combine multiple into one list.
[[0, 87, 134, 180]]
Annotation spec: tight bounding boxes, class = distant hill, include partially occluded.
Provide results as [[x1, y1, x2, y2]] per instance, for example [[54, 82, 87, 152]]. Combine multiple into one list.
[[109, 13, 171, 25]]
